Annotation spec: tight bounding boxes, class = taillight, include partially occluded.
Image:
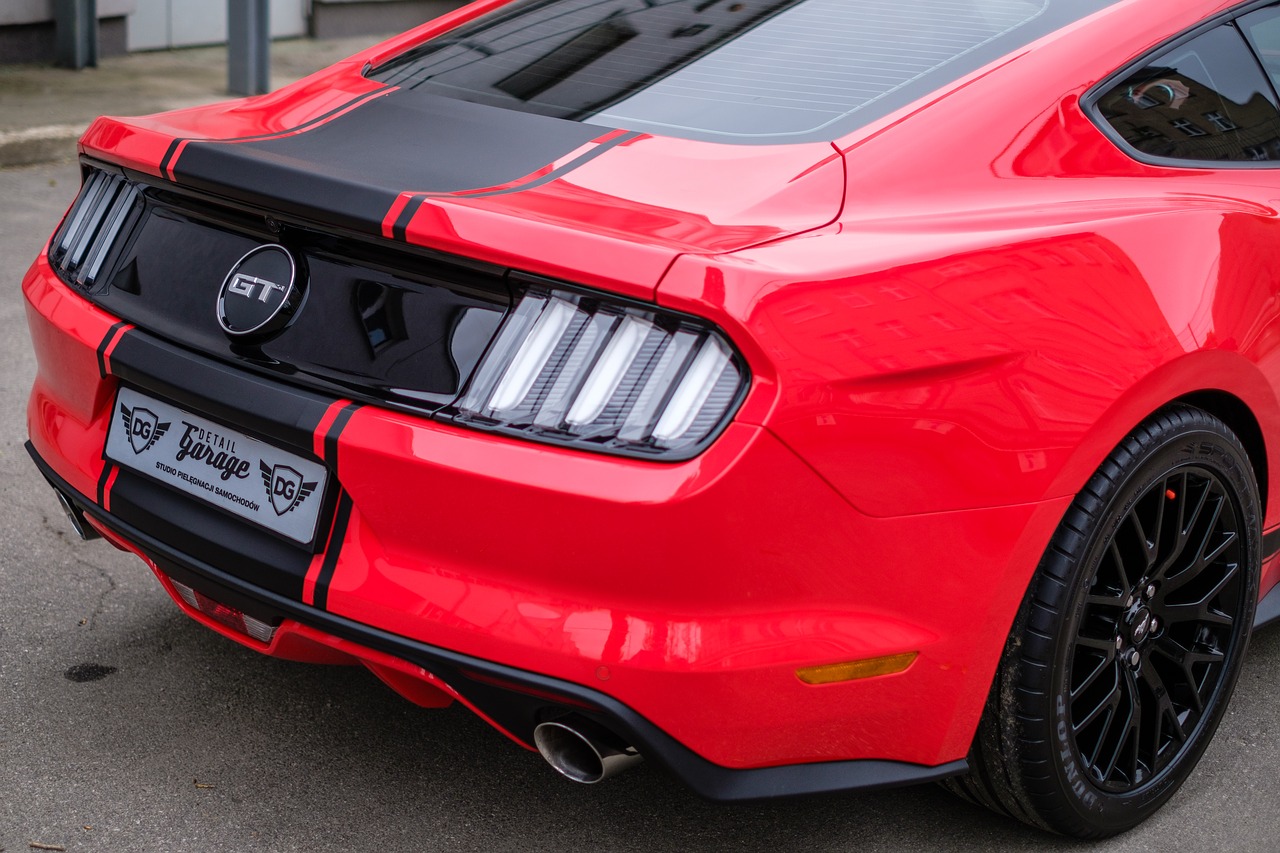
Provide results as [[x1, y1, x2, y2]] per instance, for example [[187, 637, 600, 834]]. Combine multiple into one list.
[[452, 279, 747, 459], [49, 168, 141, 289]]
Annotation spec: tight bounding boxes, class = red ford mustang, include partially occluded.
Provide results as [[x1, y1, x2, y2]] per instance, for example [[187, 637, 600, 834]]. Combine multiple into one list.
[[23, 0, 1280, 837]]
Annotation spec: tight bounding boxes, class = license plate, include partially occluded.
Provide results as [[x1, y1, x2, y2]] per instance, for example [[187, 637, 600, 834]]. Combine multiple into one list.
[[105, 387, 330, 545]]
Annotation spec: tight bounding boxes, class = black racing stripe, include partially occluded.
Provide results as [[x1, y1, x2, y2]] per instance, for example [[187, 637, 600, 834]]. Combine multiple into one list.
[[324, 403, 360, 471], [437, 131, 643, 200], [392, 195, 427, 242], [158, 86, 395, 178], [312, 492, 353, 611], [109, 330, 332, 455], [159, 139, 183, 178], [385, 131, 642, 240], [1264, 528, 1280, 560], [96, 462, 115, 507], [172, 90, 607, 236], [96, 320, 129, 378], [109, 468, 313, 601]]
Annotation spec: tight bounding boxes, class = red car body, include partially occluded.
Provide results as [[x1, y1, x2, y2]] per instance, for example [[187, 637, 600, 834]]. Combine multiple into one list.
[[22, 0, 1280, 809]]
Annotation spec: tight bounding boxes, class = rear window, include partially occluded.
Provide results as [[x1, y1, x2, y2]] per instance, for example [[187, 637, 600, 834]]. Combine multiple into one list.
[[370, 0, 1123, 144]]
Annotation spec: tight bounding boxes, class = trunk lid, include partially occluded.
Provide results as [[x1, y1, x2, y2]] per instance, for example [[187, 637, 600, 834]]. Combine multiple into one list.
[[81, 77, 844, 298]]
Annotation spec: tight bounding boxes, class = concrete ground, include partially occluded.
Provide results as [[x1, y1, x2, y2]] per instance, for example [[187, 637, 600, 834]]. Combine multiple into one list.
[[0, 35, 391, 167]]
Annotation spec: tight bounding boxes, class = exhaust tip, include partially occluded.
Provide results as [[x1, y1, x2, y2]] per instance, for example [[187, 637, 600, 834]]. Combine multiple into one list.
[[54, 489, 99, 541], [534, 720, 642, 784]]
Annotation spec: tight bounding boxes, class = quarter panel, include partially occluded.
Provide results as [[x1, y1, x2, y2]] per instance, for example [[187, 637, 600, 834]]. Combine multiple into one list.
[[321, 406, 1074, 767], [661, 205, 1280, 519]]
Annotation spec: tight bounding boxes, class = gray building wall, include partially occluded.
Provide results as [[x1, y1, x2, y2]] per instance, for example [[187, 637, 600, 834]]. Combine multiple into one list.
[[310, 0, 468, 39], [0, 0, 136, 64], [0, 0, 136, 26], [126, 0, 308, 50], [0, 0, 467, 64]]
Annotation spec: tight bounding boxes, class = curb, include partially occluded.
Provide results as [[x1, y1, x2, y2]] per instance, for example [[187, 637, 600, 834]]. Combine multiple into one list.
[[0, 124, 83, 168]]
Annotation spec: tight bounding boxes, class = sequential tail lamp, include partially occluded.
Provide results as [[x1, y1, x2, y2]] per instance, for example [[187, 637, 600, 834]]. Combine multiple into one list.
[[453, 276, 748, 460], [169, 579, 278, 644], [796, 652, 919, 685], [48, 168, 141, 289]]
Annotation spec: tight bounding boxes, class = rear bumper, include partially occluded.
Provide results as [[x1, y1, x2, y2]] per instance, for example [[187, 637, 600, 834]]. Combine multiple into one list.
[[29, 443, 968, 800], [25, 253, 1073, 792]]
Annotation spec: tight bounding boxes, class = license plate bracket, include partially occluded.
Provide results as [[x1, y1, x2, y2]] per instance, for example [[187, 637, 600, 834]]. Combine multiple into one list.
[[104, 387, 330, 546]]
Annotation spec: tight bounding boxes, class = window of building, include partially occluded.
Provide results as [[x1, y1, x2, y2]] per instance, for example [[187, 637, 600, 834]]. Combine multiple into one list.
[[1205, 111, 1240, 130]]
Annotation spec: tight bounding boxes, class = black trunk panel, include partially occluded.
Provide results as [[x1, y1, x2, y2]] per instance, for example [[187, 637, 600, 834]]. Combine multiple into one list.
[[92, 187, 510, 414]]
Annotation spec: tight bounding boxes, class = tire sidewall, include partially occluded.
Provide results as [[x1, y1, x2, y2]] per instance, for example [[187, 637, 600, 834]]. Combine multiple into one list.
[[1044, 422, 1260, 834]]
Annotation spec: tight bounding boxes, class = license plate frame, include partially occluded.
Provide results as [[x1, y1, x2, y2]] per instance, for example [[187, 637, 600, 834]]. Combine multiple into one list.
[[104, 387, 330, 546]]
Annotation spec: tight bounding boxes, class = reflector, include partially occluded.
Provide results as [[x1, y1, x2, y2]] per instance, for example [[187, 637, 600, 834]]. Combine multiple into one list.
[[796, 653, 918, 685], [168, 578, 277, 644]]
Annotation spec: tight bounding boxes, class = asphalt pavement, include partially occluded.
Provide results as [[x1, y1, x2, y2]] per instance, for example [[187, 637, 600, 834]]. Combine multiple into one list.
[[3, 42, 1280, 853]]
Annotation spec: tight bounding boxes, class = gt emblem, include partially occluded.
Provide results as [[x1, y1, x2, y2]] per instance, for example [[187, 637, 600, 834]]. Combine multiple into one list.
[[261, 461, 318, 516], [216, 244, 301, 337], [226, 273, 288, 303], [119, 403, 170, 455]]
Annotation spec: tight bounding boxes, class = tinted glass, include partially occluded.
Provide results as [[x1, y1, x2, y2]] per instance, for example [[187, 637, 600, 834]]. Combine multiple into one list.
[[371, 0, 1122, 144], [1239, 6, 1280, 93], [1095, 24, 1280, 163]]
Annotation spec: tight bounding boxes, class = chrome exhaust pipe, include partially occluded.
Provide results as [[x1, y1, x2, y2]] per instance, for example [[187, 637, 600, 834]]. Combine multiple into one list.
[[533, 718, 643, 784], [54, 489, 99, 541]]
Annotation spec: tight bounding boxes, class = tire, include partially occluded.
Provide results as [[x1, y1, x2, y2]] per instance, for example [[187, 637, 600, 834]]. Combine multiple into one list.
[[945, 404, 1261, 837]]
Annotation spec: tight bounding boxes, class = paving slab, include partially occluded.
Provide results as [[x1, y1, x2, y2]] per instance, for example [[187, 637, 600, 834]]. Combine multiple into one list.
[[0, 36, 391, 167]]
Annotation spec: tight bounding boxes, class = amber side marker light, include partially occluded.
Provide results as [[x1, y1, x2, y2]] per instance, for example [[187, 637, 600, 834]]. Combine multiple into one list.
[[796, 652, 918, 685]]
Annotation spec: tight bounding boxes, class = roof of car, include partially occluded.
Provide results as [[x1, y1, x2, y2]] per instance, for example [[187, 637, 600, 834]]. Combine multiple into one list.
[[370, 0, 1128, 145]]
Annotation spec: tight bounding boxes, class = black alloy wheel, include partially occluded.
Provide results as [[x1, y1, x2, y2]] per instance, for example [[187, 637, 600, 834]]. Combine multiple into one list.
[[945, 405, 1260, 838], [1068, 463, 1245, 792]]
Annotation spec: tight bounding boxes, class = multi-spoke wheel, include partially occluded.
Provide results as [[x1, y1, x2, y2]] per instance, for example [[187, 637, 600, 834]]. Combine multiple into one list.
[[945, 405, 1260, 838]]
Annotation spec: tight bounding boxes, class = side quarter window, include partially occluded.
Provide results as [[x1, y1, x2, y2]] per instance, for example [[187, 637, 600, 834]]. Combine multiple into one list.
[[1095, 21, 1280, 163], [1240, 6, 1280, 91]]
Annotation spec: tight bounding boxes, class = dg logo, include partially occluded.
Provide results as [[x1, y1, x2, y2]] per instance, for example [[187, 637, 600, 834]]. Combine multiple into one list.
[[119, 403, 170, 455], [260, 461, 318, 516]]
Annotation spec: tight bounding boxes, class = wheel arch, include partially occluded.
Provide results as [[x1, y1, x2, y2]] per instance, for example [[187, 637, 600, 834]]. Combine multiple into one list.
[[950, 358, 1279, 768], [1175, 388, 1268, 518], [1043, 350, 1280, 531], [952, 402, 1262, 836]]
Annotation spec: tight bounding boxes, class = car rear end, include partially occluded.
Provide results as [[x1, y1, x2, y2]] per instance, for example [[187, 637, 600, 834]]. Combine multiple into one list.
[[23, 0, 1140, 799]]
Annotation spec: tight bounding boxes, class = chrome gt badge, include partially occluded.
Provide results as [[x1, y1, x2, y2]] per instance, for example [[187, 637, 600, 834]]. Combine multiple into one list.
[[216, 244, 302, 337]]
